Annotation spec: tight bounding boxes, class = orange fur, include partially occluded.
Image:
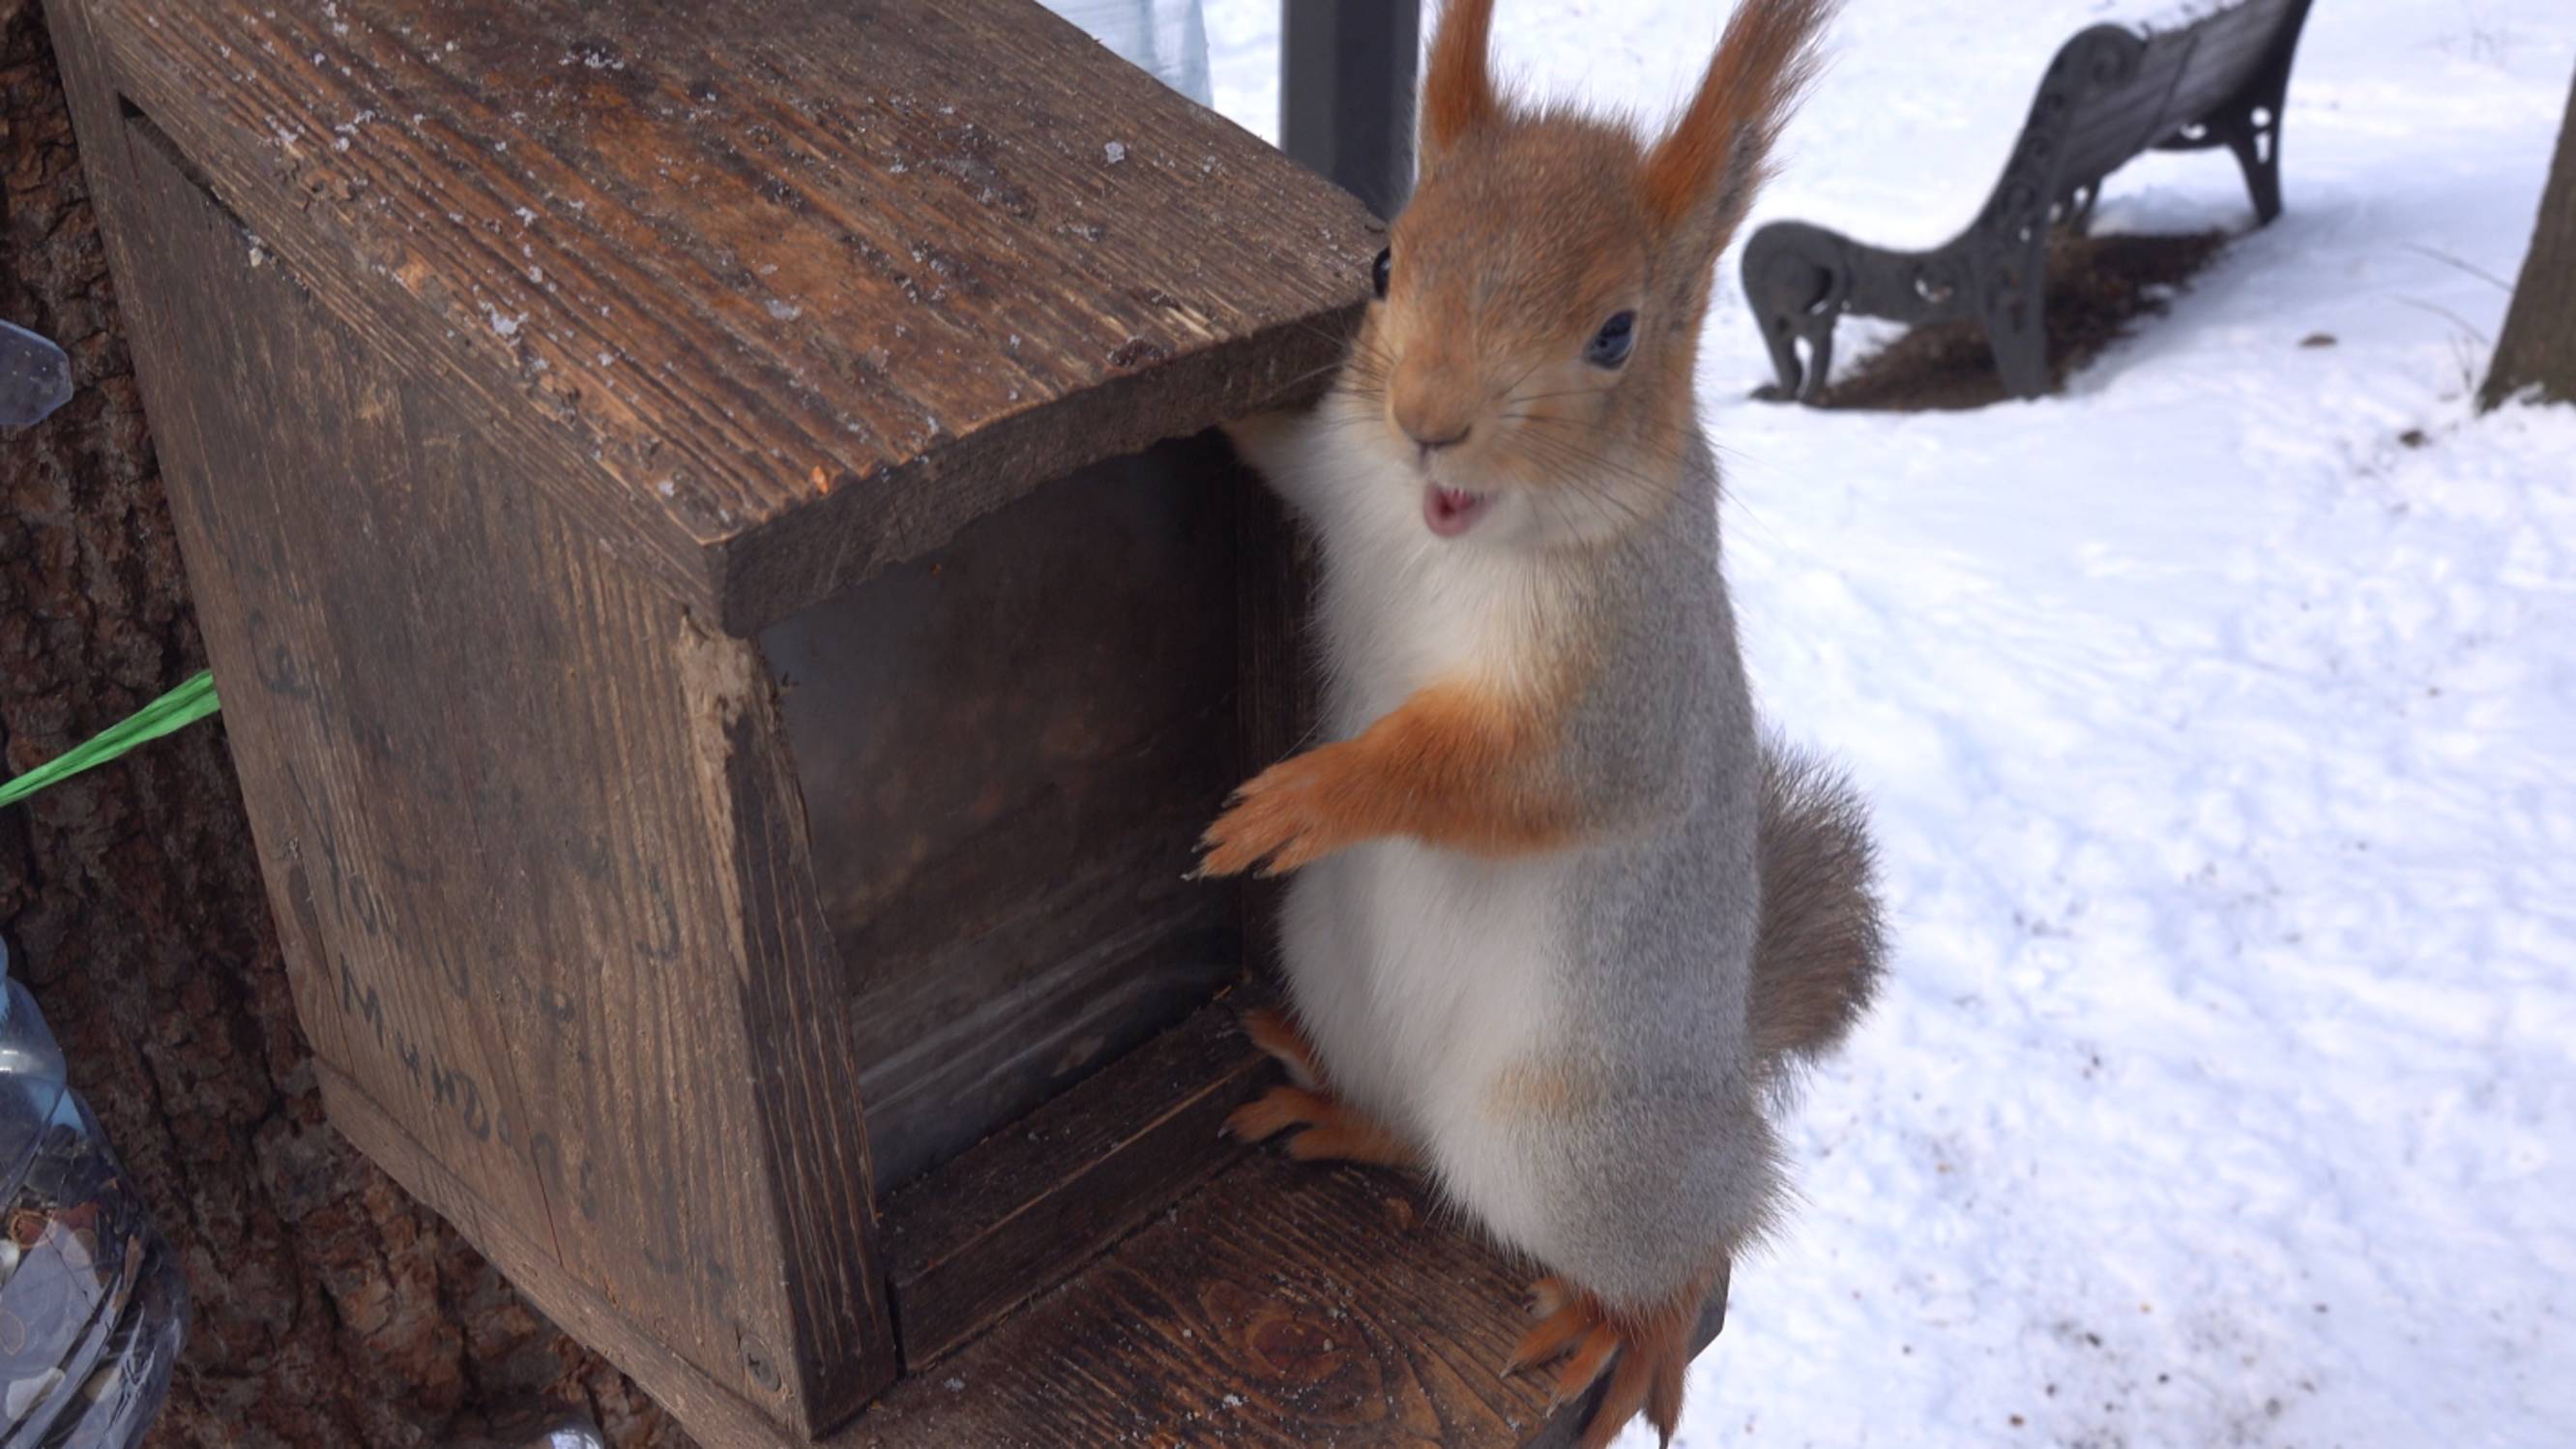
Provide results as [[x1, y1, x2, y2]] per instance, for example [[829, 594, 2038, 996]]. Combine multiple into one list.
[[1226, 1084, 1418, 1168], [1508, 1286, 1595, 1372], [1508, 1267, 1725, 1448], [1552, 1324, 1622, 1405], [1227, 1008, 1419, 1167], [1241, 1005, 1324, 1087], [1368, 120, 1671, 503], [1646, 1350, 1686, 1446], [1197, 680, 1570, 877], [1337, 2, 1831, 543], [1420, 0, 1501, 168], [1483, 1057, 1601, 1125], [1641, 0, 1834, 240]]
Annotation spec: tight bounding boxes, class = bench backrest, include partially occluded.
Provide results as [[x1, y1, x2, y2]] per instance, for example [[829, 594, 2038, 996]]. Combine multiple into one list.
[[2054, 0, 2309, 191]]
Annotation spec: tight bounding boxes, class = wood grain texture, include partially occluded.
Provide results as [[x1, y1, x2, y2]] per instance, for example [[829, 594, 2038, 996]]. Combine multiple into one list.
[[68, 0, 1377, 632], [846, 1145, 1726, 1449], [47, 14, 895, 1432], [761, 434, 1248, 1191], [317, 1062, 813, 1449], [703, 630, 902, 1431], [880, 994, 1265, 1366], [6, 10, 687, 1442]]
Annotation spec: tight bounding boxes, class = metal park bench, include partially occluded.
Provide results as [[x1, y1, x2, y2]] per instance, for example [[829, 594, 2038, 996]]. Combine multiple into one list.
[[1743, 0, 2317, 401]]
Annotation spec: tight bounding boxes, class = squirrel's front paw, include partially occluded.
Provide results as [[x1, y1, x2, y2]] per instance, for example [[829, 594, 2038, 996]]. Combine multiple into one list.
[[1196, 748, 1356, 877]]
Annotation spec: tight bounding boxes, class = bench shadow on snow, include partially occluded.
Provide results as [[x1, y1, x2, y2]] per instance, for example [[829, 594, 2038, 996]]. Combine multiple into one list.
[[1777, 229, 2235, 412]]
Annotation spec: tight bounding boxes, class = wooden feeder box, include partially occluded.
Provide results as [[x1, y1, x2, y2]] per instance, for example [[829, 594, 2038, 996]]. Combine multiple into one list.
[[49, 0, 1712, 1442]]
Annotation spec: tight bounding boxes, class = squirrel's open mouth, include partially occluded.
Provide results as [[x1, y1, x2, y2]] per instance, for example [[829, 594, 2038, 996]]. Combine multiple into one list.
[[1422, 483, 1491, 538]]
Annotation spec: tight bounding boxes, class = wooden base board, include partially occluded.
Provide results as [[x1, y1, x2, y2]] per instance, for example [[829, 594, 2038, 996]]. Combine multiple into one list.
[[880, 992, 1266, 1365], [844, 1146, 1726, 1448], [331, 1042, 1726, 1449]]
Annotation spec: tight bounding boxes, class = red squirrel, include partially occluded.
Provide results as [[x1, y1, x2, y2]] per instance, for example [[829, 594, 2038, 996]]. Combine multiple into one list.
[[1200, 1, 1885, 1444]]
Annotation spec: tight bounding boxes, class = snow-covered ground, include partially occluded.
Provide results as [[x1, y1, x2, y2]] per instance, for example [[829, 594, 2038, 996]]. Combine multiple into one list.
[[1197, 2, 2576, 1444]]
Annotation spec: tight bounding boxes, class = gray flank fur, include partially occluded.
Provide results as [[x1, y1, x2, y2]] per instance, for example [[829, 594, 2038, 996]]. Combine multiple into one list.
[[1518, 438, 1780, 1306]]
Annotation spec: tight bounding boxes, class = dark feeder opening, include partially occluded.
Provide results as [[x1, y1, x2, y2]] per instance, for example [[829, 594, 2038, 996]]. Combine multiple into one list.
[[762, 434, 1245, 1190]]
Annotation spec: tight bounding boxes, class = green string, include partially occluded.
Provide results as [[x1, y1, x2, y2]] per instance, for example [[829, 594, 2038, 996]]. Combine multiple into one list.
[[0, 669, 221, 809]]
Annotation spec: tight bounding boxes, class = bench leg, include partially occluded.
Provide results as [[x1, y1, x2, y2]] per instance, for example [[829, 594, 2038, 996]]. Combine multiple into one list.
[[2207, 91, 2286, 224], [1742, 222, 1976, 403], [1969, 224, 2054, 399], [1988, 246, 2050, 394], [2061, 181, 2100, 239], [1744, 212, 2048, 402], [1741, 222, 1848, 401], [2177, 0, 2310, 226]]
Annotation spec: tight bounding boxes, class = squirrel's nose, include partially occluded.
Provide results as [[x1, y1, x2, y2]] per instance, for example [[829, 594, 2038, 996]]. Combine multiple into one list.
[[1390, 365, 1477, 455], [1403, 421, 1472, 453]]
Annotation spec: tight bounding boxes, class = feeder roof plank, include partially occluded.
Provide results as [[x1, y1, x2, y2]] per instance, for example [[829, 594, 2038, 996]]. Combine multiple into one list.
[[81, 0, 1376, 630]]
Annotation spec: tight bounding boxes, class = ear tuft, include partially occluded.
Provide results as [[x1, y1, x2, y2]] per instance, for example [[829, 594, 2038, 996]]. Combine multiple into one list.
[[1420, 0, 1501, 170], [1641, 0, 1835, 248]]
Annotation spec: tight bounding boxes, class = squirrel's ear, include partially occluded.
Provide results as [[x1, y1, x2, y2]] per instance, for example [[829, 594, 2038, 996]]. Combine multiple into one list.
[[1420, 0, 1500, 172], [1641, 0, 1832, 256]]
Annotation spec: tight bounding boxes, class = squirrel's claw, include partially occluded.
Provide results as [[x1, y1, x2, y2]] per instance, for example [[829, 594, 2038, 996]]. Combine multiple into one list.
[[1509, 1298, 1618, 1409], [1224, 1083, 1418, 1168], [1507, 1291, 1595, 1375], [1222, 1084, 1323, 1144], [1524, 1274, 1575, 1320], [1505, 1275, 1709, 1449], [1196, 750, 1353, 877], [1552, 1324, 1622, 1411]]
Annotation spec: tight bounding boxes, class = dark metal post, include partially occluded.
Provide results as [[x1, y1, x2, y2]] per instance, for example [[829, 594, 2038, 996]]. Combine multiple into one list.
[[1280, 0, 1421, 219]]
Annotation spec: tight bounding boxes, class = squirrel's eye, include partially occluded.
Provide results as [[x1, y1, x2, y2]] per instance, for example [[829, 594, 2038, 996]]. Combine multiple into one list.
[[1586, 311, 1636, 370], [1371, 248, 1392, 300]]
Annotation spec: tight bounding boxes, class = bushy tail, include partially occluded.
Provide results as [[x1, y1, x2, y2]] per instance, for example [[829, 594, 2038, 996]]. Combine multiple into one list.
[[1748, 738, 1887, 1081]]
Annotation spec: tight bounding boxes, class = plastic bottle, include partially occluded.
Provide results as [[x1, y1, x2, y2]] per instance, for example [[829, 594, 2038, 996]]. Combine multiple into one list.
[[526, 1414, 605, 1449], [1035, 0, 1212, 107], [0, 938, 187, 1449], [0, 320, 73, 429]]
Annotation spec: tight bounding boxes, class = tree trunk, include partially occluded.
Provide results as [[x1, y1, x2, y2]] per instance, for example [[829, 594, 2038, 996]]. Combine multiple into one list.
[[0, 5, 686, 1445], [2482, 66, 2576, 409]]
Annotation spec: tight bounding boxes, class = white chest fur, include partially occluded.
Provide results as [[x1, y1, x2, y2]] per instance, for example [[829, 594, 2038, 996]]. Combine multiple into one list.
[[1273, 401, 1560, 724], [1244, 406, 1584, 1264]]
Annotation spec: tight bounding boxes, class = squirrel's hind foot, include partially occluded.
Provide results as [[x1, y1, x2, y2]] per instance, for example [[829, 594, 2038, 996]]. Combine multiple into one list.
[[1239, 1005, 1323, 1088], [1507, 1272, 1714, 1449], [1226, 1007, 1416, 1166], [1224, 1084, 1418, 1168]]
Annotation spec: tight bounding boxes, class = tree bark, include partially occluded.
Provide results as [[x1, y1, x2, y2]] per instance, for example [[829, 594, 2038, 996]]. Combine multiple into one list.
[[2482, 66, 2576, 409], [0, 5, 686, 1445]]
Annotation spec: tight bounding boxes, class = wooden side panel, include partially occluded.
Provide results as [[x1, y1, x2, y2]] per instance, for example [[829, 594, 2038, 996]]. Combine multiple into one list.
[[760, 435, 1245, 1191], [701, 621, 898, 1430], [47, 10, 894, 1435]]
